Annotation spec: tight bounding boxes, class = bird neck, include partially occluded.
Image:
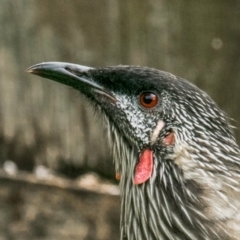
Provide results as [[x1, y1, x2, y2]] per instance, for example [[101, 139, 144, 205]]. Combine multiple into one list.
[[108, 123, 239, 239], [115, 146, 233, 239], [118, 150, 202, 240]]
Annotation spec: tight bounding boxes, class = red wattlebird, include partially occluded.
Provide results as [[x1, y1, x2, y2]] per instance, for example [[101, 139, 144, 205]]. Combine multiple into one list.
[[27, 62, 240, 240]]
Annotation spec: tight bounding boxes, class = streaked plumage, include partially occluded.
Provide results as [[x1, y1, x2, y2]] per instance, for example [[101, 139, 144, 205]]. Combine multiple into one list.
[[27, 63, 240, 239]]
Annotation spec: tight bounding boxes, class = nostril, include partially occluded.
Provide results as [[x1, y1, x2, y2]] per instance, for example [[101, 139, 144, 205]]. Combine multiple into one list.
[[65, 66, 90, 77]]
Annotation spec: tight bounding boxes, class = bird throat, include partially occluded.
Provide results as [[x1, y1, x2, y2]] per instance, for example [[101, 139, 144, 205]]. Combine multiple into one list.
[[134, 149, 153, 185]]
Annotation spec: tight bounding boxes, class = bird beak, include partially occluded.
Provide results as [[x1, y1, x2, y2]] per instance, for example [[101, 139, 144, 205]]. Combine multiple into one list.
[[26, 62, 116, 104]]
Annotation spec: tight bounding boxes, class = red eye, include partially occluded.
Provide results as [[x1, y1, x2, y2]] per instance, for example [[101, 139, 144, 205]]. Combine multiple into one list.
[[140, 92, 158, 108]]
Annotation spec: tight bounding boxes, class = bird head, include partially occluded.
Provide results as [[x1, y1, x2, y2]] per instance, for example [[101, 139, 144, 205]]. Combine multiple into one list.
[[27, 62, 240, 239]]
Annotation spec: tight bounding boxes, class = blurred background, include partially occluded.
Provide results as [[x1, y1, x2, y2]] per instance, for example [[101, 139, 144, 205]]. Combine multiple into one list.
[[0, 0, 240, 239]]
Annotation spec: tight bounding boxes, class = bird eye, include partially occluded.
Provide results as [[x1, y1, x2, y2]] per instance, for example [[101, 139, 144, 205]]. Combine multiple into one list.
[[139, 92, 158, 108]]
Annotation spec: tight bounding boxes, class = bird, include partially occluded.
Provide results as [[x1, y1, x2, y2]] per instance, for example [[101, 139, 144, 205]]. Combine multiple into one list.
[[27, 62, 240, 240]]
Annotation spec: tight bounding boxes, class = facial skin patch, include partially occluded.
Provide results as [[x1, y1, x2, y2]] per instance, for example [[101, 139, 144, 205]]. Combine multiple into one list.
[[151, 120, 165, 144], [115, 172, 121, 181], [134, 149, 153, 185], [163, 132, 175, 145]]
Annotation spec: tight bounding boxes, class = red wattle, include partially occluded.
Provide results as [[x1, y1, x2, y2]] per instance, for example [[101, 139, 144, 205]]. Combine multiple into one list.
[[134, 149, 153, 185]]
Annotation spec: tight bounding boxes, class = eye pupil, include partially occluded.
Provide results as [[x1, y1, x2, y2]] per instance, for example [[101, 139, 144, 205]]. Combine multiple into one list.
[[140, 92, 158, 108], [143, 94, 153, 104]]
